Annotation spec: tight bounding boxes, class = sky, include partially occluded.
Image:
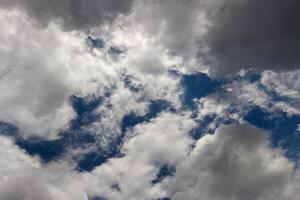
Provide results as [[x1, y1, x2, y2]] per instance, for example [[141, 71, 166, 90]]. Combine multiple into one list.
[[0, 0, 300, 200]]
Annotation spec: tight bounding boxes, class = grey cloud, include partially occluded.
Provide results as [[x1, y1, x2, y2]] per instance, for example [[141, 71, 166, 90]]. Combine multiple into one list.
[[0, 0, 134, 30], [164, 124, 297, 200], [0, 174, 53, 200], [203, 0, 300, 76], [131, 0, 209, 62]]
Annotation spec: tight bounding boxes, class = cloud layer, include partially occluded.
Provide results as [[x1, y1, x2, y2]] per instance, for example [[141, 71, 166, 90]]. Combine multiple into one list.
[[0, 1, 300, 200], [204, 0, 300, 76], [0, 0, 134, 30]]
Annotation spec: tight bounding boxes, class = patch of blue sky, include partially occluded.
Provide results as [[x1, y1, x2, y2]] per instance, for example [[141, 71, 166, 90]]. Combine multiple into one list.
[[2, 96, 175, 172], [222, 69, 262, 84], [75, 148, 118, 172], [0, 121, 18, 137], [121, 100, 174, 134], [181, 73, 221, 109], [151, 164, 176, 185], [190, 113, 238, 140], [16, 136, 66, 163], [88, 196, 106, 200], [121, 73, 142, 93], [69, 95, 105, 129], [86, 35, 104, 49], [1, 94, 106, 166], [190, 115, 216, 140], [244, 106, 300, 165], [76, 99, 174, 171]]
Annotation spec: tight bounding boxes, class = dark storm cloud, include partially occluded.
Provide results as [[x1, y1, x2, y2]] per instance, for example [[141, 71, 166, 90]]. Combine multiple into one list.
[[0, 0, 134, 30], [204, 0, 300, 76]]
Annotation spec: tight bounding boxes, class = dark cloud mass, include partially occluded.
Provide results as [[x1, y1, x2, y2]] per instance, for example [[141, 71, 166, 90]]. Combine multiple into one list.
[[0, 0, 134, 30], [205, 0, 300, 76]]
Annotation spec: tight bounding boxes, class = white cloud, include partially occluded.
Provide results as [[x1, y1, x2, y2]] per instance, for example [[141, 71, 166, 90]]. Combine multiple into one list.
[[0, 9, 119, 139], [226, 80, 270, 106], [0, 8, 187, 139], [0, 10, 75, 138], [1, 122, 300, 200], [131, 0, 209, 61], [92, 112, 196, 200], [223, 75, 300, 115], [0, 3, 299, 200], [0, 135, 98, 200], [88, 83, 149, 147], [261, 70, 300, 114], [97, 0, 211, 75], [195, 97, 235, 120]]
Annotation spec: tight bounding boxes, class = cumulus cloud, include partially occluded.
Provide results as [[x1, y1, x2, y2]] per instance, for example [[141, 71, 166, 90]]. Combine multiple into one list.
[[162, 124, 300, 200], [1, 2, 300, 200], [99, 0, 300, 77], [0, 135, 98, 200], [261, 70, 300, 101], [204, 0, 300, 76], [1, 112, 300, 200], [131, 0, 209, 63], [0, 9, 119, 139], [0, 0, 134, 30], [223, 71, 300, 115], [7, 0, 298, 77], [0, 7, 185, 139], [92, 112, 196, 200]]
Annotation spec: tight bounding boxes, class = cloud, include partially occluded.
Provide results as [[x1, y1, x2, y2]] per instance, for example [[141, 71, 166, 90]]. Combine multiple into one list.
[[223, 71, 300, 115], [1, 118, 300, 200], [98, 0, 210, 75], [9, 0, 299, 77], [0, 0, 134, 30], [261, 70, 300, 101], [203, 0, 300, 76], [0, 135, 98, 200], [1, 2, 300, 200], [0, 10, 119, 139], [162, 124, 299, 200], [92, 112, 196, 200], [0, 7, 185, 139]]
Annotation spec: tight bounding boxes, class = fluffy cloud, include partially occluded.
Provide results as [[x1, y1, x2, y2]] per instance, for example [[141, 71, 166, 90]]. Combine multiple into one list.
[[260, 70, 300, 114], [6, 0, 299, 77], [261, 70, 300, 101], [92, 112, 196, 200], [0, 0, 134, 30], [162, 124, 300, 200], [113, 0, 300, 76], [0, 9, 119, 139], [131, 0, 209, 64], [0, 135, 98, 200], [1, 111, 300, 200], [1, 2, 300, 200], [0, 7, 185, 139], [203, 0, 300, 76]]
